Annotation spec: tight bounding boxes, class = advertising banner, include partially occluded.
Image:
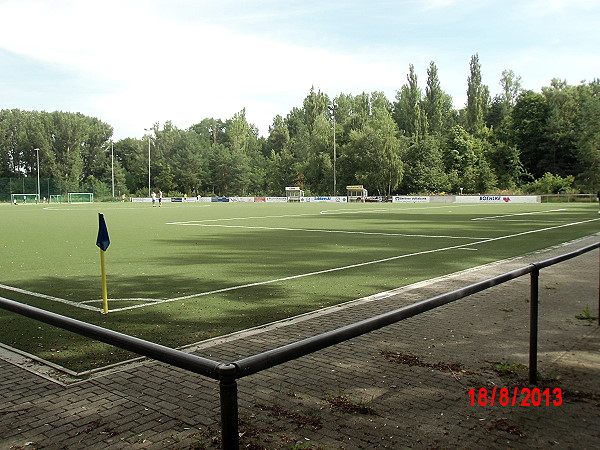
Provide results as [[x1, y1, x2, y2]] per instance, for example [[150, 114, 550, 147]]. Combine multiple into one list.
[[392, 196, 430, 203], [454, 195, 540, 203], [301, 196, 347, 203]]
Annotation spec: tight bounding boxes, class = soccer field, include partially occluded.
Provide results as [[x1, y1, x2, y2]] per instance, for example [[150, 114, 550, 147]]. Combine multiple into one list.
[[0, 200, 598, 371]]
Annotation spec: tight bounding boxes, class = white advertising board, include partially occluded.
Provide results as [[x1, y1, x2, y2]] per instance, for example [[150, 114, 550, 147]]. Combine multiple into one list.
[[392, 196, 430, 203], [301, 196, 347, 203], [454, 195, 540, 203]]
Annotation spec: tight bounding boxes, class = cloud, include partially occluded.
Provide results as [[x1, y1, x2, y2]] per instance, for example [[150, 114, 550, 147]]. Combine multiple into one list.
[[520, 0, 598, 15], [419, 0, 465, 9], [1, 0, 424, 137], [1, 0, 599, 139]]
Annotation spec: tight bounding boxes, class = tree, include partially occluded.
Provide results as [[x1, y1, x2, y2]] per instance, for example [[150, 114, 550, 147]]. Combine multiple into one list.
[[306, 114, 334, 194], [6, 59, 600, 198], [188, 118, 227, 145], [499, 69, 522, 107], [116, 137, 148, 195], [265, 115, 290, 157], [393, 64, 425, 137], [302, 87, 330, 134], [487, 140, 523, 190], [524, 172, 575, 194], [402, 135, 448, 193], [444, 125, 496, 193], [171, 131, 209, 195], [266, 148, 298, 195], [342, 107, 404, 195], [465, 54, 490, 135], [486, 70, 521, 132], [0, 109, 30, 176], [541, 79, 580, 177], [226, 109, 252, 153], [575, 80, 600, 190], [423, 61, 448, 135], [509, 91, 550, 179], [207, 144, 238, 196], [303, 152, 332, 195]]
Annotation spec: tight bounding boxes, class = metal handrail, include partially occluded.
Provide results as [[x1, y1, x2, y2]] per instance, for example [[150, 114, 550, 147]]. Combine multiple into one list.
[[0, 297, 223, 379], [234, 265, 534, 377]]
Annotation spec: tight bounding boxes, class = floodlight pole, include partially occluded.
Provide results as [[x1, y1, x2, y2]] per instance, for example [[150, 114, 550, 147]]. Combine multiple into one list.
[[111, 141, 115, 198], [34, 148, 40, 201]]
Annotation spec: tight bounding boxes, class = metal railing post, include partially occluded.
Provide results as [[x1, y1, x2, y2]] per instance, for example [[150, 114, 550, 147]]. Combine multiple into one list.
[[218, 364, 239, 450], [529, 264, 540, 385]]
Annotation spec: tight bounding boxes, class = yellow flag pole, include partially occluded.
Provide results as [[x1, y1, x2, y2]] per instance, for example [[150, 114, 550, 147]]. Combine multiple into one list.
[[100, 248, 108, 314]]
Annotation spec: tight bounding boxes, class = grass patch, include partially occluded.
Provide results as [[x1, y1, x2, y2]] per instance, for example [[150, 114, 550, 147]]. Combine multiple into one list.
[[1, 202, 598, 371], [575, 305, 598, 324], [489, 361, 561, 385], [492, 362, 528, 378]]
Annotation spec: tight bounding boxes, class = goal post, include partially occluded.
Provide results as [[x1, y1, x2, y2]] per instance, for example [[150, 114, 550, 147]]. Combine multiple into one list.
[[68, 192, 94, 203], [11, 193, 39, 204]]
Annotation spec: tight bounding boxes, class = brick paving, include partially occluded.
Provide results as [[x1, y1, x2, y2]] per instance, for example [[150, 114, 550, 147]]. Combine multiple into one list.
[[1, 236, 599, 449]]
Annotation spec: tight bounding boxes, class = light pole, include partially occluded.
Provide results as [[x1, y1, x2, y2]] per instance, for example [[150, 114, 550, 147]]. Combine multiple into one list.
[[328, 103, 337, 197], [111, 141, 115, 198], [34, 148, 40, 201]]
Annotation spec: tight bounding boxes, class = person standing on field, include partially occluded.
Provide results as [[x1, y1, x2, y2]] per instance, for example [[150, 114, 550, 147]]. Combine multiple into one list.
[[158, 189, 163, 207], [151, 191, 156, 207]]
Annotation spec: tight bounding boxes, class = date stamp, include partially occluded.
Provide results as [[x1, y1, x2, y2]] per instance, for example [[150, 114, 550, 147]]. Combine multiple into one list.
[[468, 387, 563, 406]]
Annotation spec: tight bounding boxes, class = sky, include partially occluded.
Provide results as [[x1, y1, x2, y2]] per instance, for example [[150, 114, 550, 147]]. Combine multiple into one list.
[[0, 0, 598, 140]]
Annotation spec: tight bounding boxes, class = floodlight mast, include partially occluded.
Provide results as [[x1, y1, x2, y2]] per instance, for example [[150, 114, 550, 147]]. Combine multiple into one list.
[[111, 141, 115, 197]]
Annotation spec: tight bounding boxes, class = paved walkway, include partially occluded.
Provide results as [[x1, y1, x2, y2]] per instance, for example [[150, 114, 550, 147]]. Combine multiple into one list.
[[1, 236, 599, 449]]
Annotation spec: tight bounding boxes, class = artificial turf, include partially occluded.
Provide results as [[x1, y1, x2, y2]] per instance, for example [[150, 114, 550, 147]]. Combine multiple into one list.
[[0, 200, 598, 371]]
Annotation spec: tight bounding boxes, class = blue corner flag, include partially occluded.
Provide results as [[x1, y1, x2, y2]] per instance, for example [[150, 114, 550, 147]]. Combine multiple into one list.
[[96, 213, 110, 251]]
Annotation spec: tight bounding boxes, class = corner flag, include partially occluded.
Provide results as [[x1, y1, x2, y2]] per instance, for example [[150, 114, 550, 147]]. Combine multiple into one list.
[[96, 213, 110, 313], [96, 213, 110, 251]]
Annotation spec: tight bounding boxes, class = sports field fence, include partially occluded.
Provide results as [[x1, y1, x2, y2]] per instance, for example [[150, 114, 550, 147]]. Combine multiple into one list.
[[0, 177, 124, 202], [0, 242, 598, 449], [540, 194, 597, 203]]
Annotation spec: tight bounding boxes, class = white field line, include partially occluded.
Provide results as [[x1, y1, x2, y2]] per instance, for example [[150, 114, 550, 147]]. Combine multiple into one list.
[[170, 203, 482, 224], [177, 212, 321, 223], [80, 298, 162, 304], [318, 204, 483, 215], [6, 215, 597, 313], [166, 222, 490, 240], [105, 217, 599, 312], [478, 220, 567, 223], [0, 283, 101, 312], [471, 209, 566, 221], [42, 204, 212, 211]]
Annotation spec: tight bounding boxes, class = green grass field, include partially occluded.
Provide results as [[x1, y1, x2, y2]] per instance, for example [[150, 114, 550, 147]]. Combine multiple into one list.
[[1, 200, 598, 372]]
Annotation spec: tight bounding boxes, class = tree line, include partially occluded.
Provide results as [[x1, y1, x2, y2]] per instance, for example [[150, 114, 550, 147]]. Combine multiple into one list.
[[1, 54, 599, 198]]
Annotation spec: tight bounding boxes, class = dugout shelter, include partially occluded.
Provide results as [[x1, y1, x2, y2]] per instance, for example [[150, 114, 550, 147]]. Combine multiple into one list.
[[285, 187, 303, 202], [346, 185, 367, 202]]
